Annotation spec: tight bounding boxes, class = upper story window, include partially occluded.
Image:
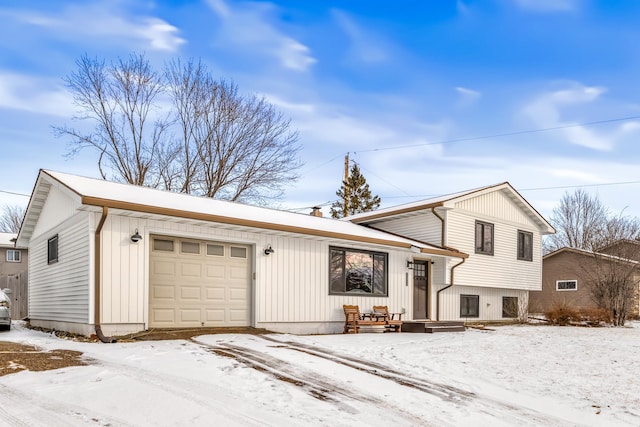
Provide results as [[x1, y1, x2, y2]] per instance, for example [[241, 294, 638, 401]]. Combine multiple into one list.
[[48, 235, 58, 264], [517, 230, 533, 261], [475, 221, 494, 255], [6, 249, 21, 263], [556, 280, 577, 291], [329, 246, 388, 296]]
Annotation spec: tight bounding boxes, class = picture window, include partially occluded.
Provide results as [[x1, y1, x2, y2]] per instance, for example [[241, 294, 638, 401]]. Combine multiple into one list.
[[329, 247, 388, 296]]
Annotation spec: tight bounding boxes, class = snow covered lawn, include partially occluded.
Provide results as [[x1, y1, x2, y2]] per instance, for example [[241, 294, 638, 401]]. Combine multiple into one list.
[[0, 322, 638, 426]]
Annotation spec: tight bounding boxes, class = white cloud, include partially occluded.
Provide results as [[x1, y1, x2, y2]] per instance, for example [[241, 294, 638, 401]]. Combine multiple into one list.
[[206, 0, 316, 72], [0, 73, 74, 117], [514, 0, 580, 13], [455, 86, 481, 107], [10, 3, 185, 52], [332, 10, 390, 64], [521, 83, 639, 151]]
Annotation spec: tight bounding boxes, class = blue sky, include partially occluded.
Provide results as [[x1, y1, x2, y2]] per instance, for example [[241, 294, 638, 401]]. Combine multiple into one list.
[[2, 0, 640, 219]]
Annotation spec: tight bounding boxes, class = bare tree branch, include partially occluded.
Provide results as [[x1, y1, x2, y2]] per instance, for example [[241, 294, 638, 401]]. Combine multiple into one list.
[[0, 205, 25, 233]]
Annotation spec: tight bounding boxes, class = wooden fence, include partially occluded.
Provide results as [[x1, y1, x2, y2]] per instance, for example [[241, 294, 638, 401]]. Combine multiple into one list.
[[0, 271, 28, 320]]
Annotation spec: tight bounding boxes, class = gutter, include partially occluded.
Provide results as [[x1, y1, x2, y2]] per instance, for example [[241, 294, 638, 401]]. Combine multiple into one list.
[[94, 206, 116, 343], [436, 257, 466, 321]]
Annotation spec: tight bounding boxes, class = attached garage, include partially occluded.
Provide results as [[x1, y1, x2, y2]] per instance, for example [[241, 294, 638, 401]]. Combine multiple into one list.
[[149, 235, 252, 328]]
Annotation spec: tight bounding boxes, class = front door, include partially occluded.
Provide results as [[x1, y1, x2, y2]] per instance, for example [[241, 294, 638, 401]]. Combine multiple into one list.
[[412, 261, 429, 319]]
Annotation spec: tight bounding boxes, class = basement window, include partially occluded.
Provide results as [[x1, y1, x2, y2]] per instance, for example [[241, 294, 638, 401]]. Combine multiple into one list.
[[460, 294, 479, 318], [329, 246, 388, 296]]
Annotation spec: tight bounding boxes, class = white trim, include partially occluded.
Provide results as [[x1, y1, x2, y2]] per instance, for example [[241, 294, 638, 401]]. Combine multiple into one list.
[[6, 249, 21, 262], [556, 279, 577, 291]]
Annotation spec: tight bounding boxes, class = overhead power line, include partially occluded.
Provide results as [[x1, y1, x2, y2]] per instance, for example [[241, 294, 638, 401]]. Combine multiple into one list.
[[0, 189, 30, 197], [355, 115, 640, 153]]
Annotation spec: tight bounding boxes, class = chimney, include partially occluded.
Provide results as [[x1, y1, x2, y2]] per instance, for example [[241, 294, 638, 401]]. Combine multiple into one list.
[[310, 207, 323, 217]]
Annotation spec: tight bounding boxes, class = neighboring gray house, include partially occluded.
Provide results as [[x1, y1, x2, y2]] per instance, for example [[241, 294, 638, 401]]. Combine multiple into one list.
[[0, 232, 28, 319]]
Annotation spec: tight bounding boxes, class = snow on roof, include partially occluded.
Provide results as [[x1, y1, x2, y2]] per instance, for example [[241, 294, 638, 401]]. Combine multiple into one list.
[[41, 170, 464, 257], [0, 232, 17, 247]]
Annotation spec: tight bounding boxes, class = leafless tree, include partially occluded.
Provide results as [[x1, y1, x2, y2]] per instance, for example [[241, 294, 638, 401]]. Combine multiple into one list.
[[545, 189, 640, 253], [54, 53, 169, 186], [0, 205, 25, 233], [582, 250, 640, 326], [56, 55, 302, 204], [165, 59, 301, 204]]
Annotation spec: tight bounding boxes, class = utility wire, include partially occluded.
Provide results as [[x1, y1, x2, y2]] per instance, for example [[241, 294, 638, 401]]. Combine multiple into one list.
[[355, 115, 640, 153], [0, 189, 30, 197]]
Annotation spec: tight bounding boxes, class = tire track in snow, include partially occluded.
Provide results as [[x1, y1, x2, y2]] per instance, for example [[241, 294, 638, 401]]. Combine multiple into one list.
[[198, 341, 434, 426], [0, 382, 132, 427], [258, 336, 580, 427]]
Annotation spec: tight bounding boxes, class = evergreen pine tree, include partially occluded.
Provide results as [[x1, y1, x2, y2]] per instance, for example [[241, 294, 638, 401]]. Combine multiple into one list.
[[330, 163, 381, 218]]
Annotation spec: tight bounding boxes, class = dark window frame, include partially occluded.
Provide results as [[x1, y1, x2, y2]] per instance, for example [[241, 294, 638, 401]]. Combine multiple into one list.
[[517, 230, 533, 261], [502, 296, 518, 318], [6, 249, 21, 263], [47, 235, 58, 264], [329, 246, 388, 297], [475, 221, 494, 255], [460, 294, 479, 318]]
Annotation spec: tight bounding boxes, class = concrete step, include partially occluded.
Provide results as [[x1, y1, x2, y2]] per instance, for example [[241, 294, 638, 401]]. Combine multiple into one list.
[[402, 321, 466, 333]]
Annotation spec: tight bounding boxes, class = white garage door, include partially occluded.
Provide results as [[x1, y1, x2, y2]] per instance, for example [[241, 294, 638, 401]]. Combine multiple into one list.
[[149, 236, 252, 328]]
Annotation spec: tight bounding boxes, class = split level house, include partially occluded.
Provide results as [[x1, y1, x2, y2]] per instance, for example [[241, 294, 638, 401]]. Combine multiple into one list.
[[16, 170, 554, 337]]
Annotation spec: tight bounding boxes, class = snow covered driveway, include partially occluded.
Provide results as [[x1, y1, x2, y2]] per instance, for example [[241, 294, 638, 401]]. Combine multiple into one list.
[[0, 322, 638, 426]]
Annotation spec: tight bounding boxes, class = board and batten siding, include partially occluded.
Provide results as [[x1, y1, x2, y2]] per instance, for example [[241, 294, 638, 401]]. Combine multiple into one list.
[[101, 214, 414, 333], [29, 212, 91, 324], [365, 209, 443, 245], [445, 191, 542, 291]]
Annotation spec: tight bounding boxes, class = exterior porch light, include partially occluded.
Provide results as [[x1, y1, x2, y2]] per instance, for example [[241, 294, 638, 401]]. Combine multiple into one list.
[[406, 260, 415, 270], [264, 245, 274, 255], [130, 229, 142, 243]]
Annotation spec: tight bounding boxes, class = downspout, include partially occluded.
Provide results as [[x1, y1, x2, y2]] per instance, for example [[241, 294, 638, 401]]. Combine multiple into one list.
[[430, 207, 445, 247], [436, 257, 465, 321], [94, 206, 116, 343]]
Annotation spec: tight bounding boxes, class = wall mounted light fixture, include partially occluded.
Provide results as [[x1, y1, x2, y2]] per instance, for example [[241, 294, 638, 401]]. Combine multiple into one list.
[[130, 229, 142, 243], [264, 245, 274, 255], [406, 260, 415, 270]]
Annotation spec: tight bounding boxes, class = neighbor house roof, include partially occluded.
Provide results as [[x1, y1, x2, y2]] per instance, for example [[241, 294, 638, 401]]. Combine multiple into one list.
[[0, 233, 17, 248], [17, 170, 468, 259], [543, 247, 640, 265], [346, 182, 555, 234]]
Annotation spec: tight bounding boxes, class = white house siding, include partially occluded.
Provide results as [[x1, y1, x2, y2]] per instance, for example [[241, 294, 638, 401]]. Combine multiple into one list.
[[438, 285, 528, 321], [29, 212, 91, 327], [366, 209, 443, 245], [445, 194, 542, 292], [31, 184, 81, 241], [100, 213, 415, 335]]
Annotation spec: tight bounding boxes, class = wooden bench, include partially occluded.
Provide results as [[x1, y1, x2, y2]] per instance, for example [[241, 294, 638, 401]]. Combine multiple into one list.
[[343, 305, 387, 333], [372, 305, 403, 332]]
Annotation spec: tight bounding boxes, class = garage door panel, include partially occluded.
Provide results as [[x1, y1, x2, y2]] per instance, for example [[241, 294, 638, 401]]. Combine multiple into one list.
[[206, 287, 225, 301], [179, 310, 201, 322], [206, 265, 225, 279], [180, 286, 201, 300], [152, 261, 175, 276], [204, 309, 225, 322], [149, 237, 251, 328], [151, 309, 175, 323], [152, 285, 175, 300], [229, 266, 248, 279], [181, 262, 202, 277]]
